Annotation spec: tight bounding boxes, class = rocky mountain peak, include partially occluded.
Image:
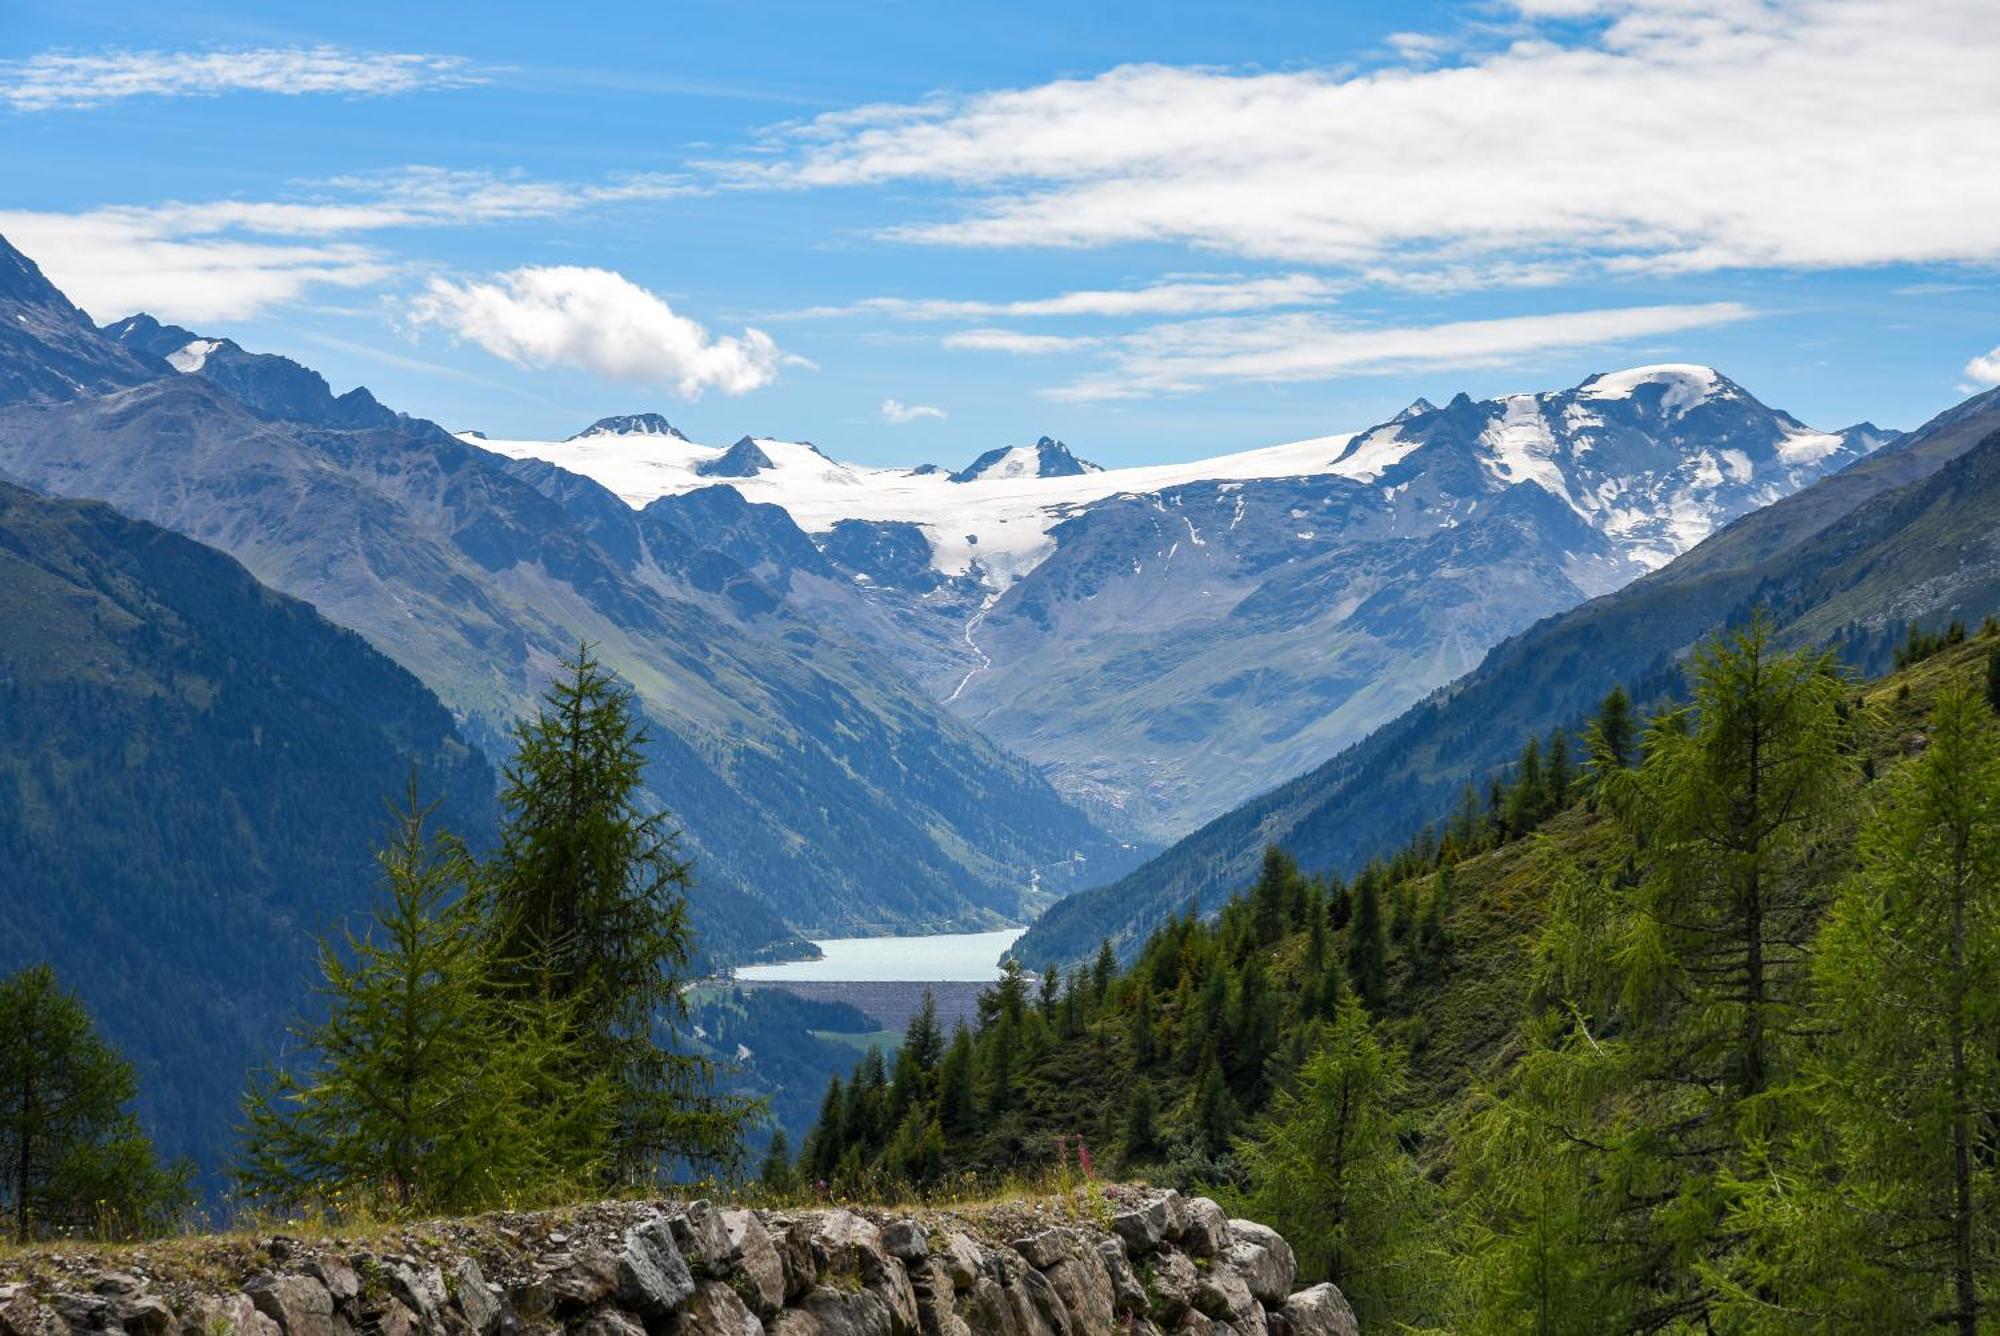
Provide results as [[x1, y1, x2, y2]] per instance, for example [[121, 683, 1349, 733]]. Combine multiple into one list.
[[950, 435, 1103, 483], [568, 412, 688, 441]]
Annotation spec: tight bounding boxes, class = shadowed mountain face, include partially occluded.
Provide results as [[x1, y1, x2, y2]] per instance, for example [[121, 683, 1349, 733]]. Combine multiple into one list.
[[1013, 383, 2000, 968], [0, 233, 1131, 951], [0, 479, 495, 1186]]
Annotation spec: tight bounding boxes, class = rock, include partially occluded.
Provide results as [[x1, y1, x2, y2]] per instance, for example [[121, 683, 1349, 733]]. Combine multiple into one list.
[[546, 1247, 621, 1312], [375, 1301, 421, 1336], [1094, 1240, 1147, 1319], [1178, 1201, 1229, 1260], [881, 1221, 928, 1264], [810, 1211, 889, 1282], [938, 1235, 984, 1291], [1012, 1266, 1070, 1336], [618, 1217, 697, 1318], [305, 1260, 360, 1307], [1, 1289, 64, 1336], [1042, 1247, 1114, 1336], [672, 1202, 737, 1278], [451, 1261, 500, 1336], [767, 1220, 818, 1303], [1193, 1266, 1254, 1325], [872, 1263, 920, 1336], [1145, 1251, 1199, 1323], [1276, 1286, 1357, 1336], [799, 1286, 897, 1336], [385, 1263, 448, 1325], [1223, 1222, 1296, 1306], [767, 1312, 820, 1336], [674, 1280, 763, 1336], [246, 1274, 339, 1336], [93, 1276, 146, 1299], [118, 1296, 177, 1336], [180, 1295, 279, 1336], [50, 1293, 117, 1331], [1010, 1230, 1070, 1271], [905, 1259, 970, 1336], [1110, 1193, 1185, 1255], [723, 1210, 787, 1316], [576, 1310, 646, 1336]]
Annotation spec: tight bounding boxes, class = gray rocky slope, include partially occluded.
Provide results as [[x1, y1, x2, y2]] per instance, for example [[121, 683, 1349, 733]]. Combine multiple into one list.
[[0, 1189, 1355, 1336]]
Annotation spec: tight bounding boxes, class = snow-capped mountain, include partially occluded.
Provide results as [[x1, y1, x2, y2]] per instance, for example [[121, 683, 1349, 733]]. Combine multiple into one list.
[[569, 412, 689, 441], [950, 436, 1102, 483], [473, 365, 1888, 841]]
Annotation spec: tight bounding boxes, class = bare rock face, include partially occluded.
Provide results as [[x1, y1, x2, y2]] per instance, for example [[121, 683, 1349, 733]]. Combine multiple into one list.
[[0, 1191, 1349, 1336]]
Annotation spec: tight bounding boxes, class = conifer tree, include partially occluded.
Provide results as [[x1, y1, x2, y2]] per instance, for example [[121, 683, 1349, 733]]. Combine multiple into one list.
[[759, 1129, 793, 1193], [1093, 940, 1118, 1003], [1986, 645, 2000, 714], [238, 786, 604, 1212], [1345, 871, 1388, 1007], [1122, 1079, 1158, 1167], [1545, 728, 1572, 808], [1587, 683, 1635, 774], [937, 1025, 977, 1134], [1236, 996, 1433, 1327], [1748, 688, 2000, 1332], [0, 966, 188, 1241], [485, 645, 751, 1183]]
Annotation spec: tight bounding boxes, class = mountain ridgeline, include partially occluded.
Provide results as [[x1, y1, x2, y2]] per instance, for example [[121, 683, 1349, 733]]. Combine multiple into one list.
[[1013, 378, 2000, 967], [0, 232, 1134, 959]]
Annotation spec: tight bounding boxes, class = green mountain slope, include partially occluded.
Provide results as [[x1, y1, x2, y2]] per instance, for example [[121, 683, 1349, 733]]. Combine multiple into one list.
[[0, 480, 494, 1185]]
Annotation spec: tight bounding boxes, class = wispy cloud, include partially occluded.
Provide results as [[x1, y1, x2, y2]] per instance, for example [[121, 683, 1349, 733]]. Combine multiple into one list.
[[1025, 302, 1757, 402], [880, 398, 945, 423], [406, 265, 789, 398], [719, 0, 2000, 284], [943, 329, 1103, 355], [789, 274, 1341, 321], [1, 46, 483, 111], [0, 167, 693, 322]]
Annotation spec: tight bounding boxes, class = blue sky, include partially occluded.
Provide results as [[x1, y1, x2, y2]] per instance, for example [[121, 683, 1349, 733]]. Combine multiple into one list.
[[4, 0, 1996, 467]]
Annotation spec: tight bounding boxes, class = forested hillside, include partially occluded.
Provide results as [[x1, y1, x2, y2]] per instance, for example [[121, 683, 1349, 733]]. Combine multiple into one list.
[[796, 623, 2000, 1331], [0, 481, 494, 1186]]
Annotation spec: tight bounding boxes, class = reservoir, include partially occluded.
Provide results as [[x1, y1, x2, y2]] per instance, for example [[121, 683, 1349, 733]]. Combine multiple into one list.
[[734, 926, 1026, 983]]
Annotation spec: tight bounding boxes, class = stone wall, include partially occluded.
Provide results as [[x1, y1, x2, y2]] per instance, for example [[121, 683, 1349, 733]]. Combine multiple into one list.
[[0, 1188, 1357, 1336]]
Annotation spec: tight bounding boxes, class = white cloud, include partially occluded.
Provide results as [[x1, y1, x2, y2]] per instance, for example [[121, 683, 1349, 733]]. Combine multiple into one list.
[[1966, 345, 2000, 388], [0, 167, 692, 322], [1, 46, 482, 111], [1032, 301, 1755, 401], [724, 0, 2000, 283], [881, 398, 945, 423], [943, 329, 1103, 355], [791, 273, 1342, 321], [406, 266, 785, 397]]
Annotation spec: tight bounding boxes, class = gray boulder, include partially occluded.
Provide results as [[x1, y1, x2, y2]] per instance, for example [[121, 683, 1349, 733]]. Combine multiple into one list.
[[619, 1217, 697, 1318], [1223, 1222, 1296, 1306], [799, 1286, 897, 1336], [723, 1210, 787, 1316], [676, 1280, 764, 1336], [1276, 1286, 1358, 1336], [673, 1202, 738, 1278], [1178, 1200, 1229, 1259], [451, 1260, 501, 1336], [882, 1222, 929, 1264], [245, 1274, 342, 1336]]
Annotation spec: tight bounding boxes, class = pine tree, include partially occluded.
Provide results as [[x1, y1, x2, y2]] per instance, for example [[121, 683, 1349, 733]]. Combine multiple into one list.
[[484, 645, 751, 1183], [1345, 871, 1387, 1007], [1251, 847, 1297, 946], [237, 786, 603, 1213], [1093, 940, 1118, 1003], [0, 966, 188, 1241], [1545, 728, 1573, 809], [759, 1128, 793, 1193], [937, 1025, 978, 1134], [1122, 1079, 1159, 1167], [1986, 645, 2000, 714], [1546, 616, 1852, 1324], [1587, 683, 1635, 774], [1236, 996, 1434, 1327], [1756, 688, 2000, 1332]]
